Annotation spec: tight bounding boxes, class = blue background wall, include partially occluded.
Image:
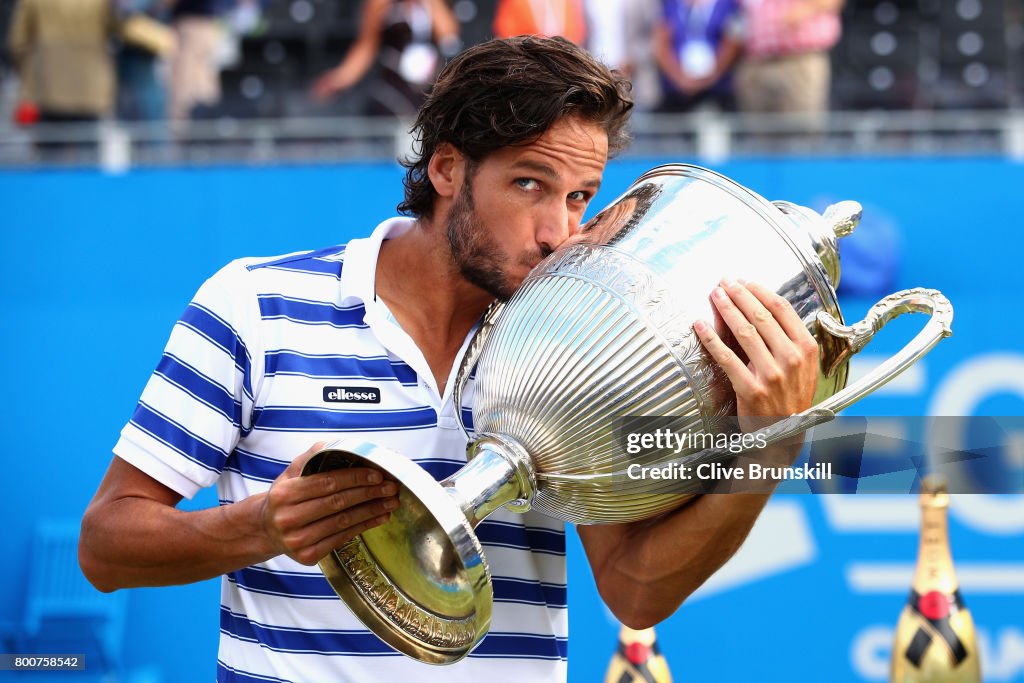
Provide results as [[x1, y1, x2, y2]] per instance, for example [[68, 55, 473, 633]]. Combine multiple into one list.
[[1, 157, 1021, 681]]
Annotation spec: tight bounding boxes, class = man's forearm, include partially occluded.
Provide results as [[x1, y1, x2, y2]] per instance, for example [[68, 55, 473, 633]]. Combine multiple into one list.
[[80, 448, 397, 592], [581, 489, 772, 627], [578, 438, 803, 627], [80, 493, 275, 592]]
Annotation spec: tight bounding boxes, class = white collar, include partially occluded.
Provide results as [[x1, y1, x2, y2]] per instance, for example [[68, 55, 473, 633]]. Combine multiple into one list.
[[339, 216, 415, 306]]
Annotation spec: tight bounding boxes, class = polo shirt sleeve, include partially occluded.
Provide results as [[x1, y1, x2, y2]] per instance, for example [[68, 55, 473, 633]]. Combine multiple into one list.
[[113, 260, 262, 499]]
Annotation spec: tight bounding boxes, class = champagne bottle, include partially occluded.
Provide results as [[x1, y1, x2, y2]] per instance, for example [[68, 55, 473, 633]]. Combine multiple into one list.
[[890, 476, 981, 683], [604, 625, 672, 683]]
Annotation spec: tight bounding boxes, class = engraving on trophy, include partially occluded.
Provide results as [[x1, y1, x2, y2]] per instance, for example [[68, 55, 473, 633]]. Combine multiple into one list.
[[383, 589, 399, 614], [585, 255, 625, 289], [336, 537, 477, 649], [619, 274, 643, 302], [544, 243, 589, 276], [663, 320, 696, 356]]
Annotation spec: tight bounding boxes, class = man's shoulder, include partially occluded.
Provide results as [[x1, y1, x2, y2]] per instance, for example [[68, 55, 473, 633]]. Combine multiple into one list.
[[200, 219, 404, 314], [190, 244, 354, 318]]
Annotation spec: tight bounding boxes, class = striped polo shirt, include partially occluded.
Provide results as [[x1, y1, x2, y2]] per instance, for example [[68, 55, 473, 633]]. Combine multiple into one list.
[[114, 218, 569, 683]]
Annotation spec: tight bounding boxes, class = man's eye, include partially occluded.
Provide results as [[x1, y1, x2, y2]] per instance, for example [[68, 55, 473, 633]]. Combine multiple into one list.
[[516, 178, 540, 190], [568, 191, 590, 202]]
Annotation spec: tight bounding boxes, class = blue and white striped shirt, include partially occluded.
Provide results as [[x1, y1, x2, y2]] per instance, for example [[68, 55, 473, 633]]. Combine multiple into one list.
[[114, 218, 569, 683]]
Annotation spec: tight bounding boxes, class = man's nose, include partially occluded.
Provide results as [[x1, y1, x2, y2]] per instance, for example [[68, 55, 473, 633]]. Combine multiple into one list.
[[536, 201, 574, 255]]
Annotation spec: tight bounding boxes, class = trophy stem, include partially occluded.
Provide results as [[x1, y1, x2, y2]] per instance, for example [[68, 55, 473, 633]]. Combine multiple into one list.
[[443, 433, 537, 527]]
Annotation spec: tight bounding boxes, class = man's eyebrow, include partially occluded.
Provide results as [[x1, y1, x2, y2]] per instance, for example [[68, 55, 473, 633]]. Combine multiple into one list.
[[511, 159, 602, 189]]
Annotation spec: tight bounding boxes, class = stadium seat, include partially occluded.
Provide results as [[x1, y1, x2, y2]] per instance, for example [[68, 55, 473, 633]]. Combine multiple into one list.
[[23, 520, 127, 673], [833, 0, 1018, 110]]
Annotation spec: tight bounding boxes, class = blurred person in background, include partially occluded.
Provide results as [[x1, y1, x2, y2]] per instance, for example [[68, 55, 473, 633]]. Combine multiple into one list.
[[117, 0, 176, 123], [584, 0, 663, 112], [734, 0, 843, 128], [167, 0, 231, 125], [7, 0, 119, 126], [492, 0, 586, 45], [311, 0, 460, 119], [653, 0, 743, 112]]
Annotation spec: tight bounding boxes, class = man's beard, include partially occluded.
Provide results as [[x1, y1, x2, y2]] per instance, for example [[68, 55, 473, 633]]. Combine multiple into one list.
[[446, 179, 521, 302]]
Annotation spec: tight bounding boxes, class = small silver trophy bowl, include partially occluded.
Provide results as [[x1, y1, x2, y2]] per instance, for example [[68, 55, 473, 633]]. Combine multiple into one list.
[[302, 164, 953, 663]]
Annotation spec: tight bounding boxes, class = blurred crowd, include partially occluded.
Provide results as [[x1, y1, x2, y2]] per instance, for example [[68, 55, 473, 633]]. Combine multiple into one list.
[[2, 0, 847, 131], [5, 0, 263, 129], [488, 0, 840, 122]]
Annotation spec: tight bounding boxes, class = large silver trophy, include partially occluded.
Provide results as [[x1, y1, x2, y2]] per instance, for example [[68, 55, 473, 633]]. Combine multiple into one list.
[[301, 164, 953, 663]]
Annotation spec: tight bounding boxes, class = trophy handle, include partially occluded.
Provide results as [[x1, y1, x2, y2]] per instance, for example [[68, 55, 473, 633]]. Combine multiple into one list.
[[813, 287, 953, 414], [684, 288, 954, 466], [453, 301, 505, 438]]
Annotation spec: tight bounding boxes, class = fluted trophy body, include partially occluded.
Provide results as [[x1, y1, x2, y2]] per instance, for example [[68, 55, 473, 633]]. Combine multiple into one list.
[[302, 164, 954, 664]]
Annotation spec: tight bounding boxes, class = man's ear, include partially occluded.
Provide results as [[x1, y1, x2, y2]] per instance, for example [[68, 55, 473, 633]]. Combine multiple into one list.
[[427, 142, 466, 199]]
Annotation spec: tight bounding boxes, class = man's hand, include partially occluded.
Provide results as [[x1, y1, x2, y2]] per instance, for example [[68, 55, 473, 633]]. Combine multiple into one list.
[[261, 443, 400, 566], [576, 280, 820, 626], [693, 279, 819, 426]]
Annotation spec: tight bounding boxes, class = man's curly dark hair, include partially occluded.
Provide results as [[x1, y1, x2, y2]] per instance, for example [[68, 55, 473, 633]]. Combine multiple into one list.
[[397, 35, 634, 219]]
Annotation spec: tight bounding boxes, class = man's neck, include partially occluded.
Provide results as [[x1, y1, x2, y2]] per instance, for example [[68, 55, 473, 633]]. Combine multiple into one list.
[[373, 219, 494, 393]]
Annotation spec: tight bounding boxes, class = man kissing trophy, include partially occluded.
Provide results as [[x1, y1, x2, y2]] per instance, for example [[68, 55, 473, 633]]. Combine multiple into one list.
[[303, 164, 953, 663]]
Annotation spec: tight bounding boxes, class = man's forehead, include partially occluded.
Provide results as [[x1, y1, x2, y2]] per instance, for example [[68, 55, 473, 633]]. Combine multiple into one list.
[[509, 157, 604, 187], [538, 117, 609, 154], [498, 120, 608, 180]]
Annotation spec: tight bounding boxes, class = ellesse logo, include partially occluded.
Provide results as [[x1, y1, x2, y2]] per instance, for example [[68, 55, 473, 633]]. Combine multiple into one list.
[[322, 387, 381, 404]]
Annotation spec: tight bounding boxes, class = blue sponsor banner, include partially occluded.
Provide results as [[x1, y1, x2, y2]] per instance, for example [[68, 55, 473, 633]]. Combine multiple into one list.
[[0, 157, 1021, 681]]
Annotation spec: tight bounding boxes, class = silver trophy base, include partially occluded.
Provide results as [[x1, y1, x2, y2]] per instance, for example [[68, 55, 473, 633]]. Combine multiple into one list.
[[303, 437, 534, 663]]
